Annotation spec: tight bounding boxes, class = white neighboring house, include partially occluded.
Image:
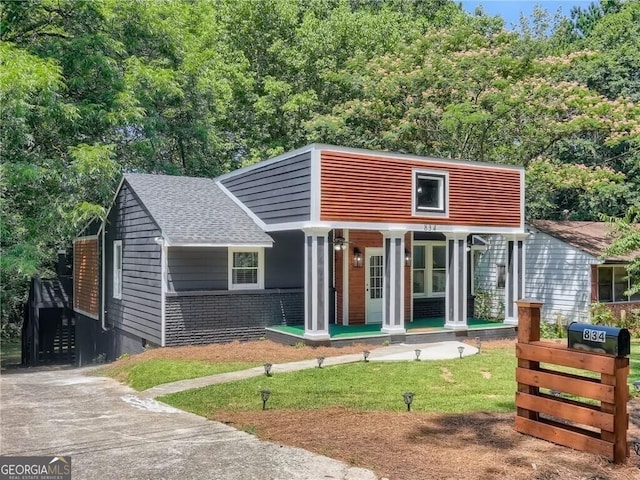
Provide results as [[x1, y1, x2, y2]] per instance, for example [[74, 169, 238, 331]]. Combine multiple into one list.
[[475, 220, 640, 324]]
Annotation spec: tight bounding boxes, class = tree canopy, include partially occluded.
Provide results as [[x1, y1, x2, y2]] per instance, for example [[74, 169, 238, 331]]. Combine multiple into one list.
[[1, 0, 639, 329]]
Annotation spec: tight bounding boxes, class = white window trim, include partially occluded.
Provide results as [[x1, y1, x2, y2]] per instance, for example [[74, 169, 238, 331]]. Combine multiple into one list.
[[113, 240, 123, 300], [228, 247, 264, 290], [412, 169, 449, 217], [412, 241, 446, 298], [597, 265, 638, 303]]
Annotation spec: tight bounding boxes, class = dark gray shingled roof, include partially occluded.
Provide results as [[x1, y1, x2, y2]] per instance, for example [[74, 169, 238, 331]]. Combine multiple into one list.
[[124, 173, 272, 246]]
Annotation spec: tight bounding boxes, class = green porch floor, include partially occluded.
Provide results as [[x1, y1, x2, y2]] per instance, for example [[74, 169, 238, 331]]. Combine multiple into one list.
[[270, 318, 506, 339]]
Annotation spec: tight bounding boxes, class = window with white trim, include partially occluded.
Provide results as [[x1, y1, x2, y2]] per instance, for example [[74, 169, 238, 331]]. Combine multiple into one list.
[[228, 248, 264, 290], [597, 265, 640, 302], [414, 170, 447, 214], [412, 242, 446, 297], [113, 240, 123, 299]]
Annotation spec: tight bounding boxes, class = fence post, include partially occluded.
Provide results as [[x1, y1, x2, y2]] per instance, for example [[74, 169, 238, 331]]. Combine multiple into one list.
[[516, 299, 543, 421], [601, 356, 630, 463]]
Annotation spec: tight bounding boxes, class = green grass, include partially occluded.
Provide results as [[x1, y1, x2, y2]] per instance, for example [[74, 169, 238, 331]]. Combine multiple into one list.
[[97, 358, 258, 391], [0, 339, 21, 368], [160, 348, 517, 415]]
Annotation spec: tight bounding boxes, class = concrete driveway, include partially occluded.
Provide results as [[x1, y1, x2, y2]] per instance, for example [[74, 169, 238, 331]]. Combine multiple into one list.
[[0, 367, 376, 480]]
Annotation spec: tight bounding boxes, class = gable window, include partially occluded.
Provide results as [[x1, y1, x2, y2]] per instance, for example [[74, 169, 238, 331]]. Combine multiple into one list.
[[412, 242, 446, 297], [413, 170, 447, 215], [598, 265, 640, 302], [113, 240, 123, 299], [228, 248, 264, 290]]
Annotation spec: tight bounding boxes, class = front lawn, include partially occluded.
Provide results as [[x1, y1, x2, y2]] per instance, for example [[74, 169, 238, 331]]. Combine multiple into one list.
[[160, 346, 517, 415]]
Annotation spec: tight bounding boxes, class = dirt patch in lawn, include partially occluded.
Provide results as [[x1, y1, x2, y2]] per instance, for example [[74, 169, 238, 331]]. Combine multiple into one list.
[[216, 404, 640, 480]]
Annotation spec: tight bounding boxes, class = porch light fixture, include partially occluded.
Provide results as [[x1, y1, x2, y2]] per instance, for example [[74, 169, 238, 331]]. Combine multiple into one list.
[[353, 247, 363, 268], [414, 349, 421, 361], [260, 389, 271, 410], [405, 249, 411, 267], [363, 350, 370, 362], [263, 363, 272, 376], [333, 236, 347, 251], [457, 345, 465, 358], [633, 380, 640, 393], [317, 356, 325, 368], [402, 391, 414, 412]]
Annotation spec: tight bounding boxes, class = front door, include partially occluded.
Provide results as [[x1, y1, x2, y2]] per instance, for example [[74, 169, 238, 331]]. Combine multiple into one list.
[[365, 248, 384, 324]]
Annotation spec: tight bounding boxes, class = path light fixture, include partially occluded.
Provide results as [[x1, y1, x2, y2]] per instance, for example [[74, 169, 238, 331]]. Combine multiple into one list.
[[457, 345, 465, 359], [550, 390, 562, 397], [633, 380, 640, 393], [402, 392, 414, 412], [263, 363, 272, 376], [353, 248, 363, 268], [475, 337, 481, 352], [363, 350, 370, 362], [633, 438, 640, 456], [317, 356, 325, 368], [414, 349, 421, 361], [260, 389, 271, 410]]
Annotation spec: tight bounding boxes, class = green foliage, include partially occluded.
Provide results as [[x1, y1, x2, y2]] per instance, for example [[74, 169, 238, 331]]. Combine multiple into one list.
[[590, 302, 617, 326], [473, 289, 504, 321], [604, 204, 640, 298]]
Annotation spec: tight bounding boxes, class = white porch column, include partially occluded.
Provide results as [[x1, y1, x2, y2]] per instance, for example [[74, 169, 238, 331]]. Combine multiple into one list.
[[303, 227, 331, 340], [381, 230, 406, 335], [444, 233, 469, 330], [504, 234, 527, 325]]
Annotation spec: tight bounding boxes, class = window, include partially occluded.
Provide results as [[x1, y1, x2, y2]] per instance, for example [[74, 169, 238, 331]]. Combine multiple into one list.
[[496, 264, 506, 289], [413, 170, 447, 214], [597, 265, 640, 302], [113, 240, 123, 299], [413, 243, 446, 297], [228, 248, 264, 290]]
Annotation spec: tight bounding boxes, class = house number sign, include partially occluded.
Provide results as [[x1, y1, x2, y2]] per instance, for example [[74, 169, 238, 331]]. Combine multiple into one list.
[[582, 328, 607, 343], [423, 224, 437, 232]]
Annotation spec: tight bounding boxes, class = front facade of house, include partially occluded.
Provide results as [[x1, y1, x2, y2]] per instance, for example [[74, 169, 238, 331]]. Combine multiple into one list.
[[475, 221, 640, 325], [73, 145, 525, 359]]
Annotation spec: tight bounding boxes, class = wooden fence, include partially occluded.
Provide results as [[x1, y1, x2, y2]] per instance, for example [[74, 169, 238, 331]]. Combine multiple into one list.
[[514, 300, 629, 464]]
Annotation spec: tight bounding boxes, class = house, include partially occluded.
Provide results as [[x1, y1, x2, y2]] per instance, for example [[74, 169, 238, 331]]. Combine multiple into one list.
[[73, 144, 526, 362], [475, 220, 640, 325]]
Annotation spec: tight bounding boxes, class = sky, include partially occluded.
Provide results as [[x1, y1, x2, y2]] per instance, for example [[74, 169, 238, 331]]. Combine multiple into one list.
[[460, 1, 595, 28]]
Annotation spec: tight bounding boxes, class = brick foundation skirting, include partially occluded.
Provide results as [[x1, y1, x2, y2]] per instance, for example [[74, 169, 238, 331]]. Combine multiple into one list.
[[165, 290, 304, 346]]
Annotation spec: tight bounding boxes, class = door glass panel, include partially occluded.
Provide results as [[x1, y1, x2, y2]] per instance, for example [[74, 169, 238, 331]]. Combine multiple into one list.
[[369, 255, 383, 300]]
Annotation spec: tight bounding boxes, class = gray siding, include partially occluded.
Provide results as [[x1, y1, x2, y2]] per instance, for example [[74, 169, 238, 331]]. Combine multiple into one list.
[[165, 290, 304, 345], [220, 152, 311, 224], [106, 182, 163, 345], [168, 247, 227, 291], [475, 233, 595, 323], [265, 231, 305, 289]]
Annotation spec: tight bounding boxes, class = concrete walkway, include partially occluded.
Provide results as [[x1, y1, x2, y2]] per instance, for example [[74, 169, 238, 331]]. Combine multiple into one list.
[[0, 341, 474, 480]]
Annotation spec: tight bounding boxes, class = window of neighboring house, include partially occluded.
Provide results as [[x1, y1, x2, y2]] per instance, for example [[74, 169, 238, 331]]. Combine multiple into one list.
[[412, 243, 446, 297], [598, 265, 640, 302], [228, 248, 264, 290], [496, 263, 506, 289], [413, 170, 447, 215], [113, 240, 123, 299]]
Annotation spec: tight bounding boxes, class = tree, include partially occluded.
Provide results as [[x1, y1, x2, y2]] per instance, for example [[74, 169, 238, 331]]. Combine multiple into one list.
[[605, 205, 640, 297]]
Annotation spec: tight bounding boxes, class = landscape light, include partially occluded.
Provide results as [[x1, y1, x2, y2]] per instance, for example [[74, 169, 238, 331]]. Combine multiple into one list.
[[263, 363, 272, 376], [402, 392, 414, 412], [633, 380, 640, 393], [457, 346, 465, 359], [260, 389, 271, 410], [363, 350, 370, 362], [633, 439, 640, 456], [414, 349, 421, 361], [317, 356, 325, 368], [550, 390, 562, 397], [475, 337, 481, 352]]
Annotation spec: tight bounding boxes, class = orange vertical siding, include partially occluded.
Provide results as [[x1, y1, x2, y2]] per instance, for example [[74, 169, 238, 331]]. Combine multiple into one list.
[[73, 238, 99, 318], [320, 150, 522, 227]]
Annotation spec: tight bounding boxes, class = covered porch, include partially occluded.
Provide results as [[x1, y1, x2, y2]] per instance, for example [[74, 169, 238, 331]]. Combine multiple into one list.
[[266, 317, 517, 347]]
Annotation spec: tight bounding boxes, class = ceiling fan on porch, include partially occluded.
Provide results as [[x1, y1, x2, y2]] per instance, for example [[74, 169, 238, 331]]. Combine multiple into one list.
[[331, 236, 363, 267]]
